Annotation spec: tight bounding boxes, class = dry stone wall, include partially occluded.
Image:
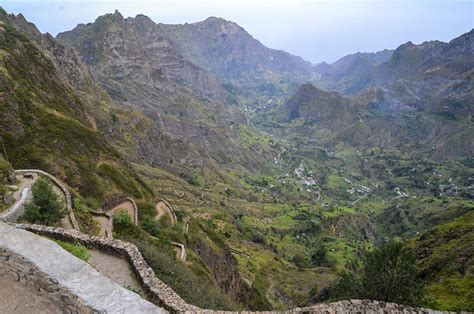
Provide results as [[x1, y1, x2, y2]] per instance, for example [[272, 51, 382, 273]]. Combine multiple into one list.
[[16, 223, 199, 313], [0, 187, 31, 222], [14, 223, 452, 314]]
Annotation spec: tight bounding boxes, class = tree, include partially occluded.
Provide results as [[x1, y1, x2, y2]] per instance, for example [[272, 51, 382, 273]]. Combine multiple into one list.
[[24, 177, 65, 224], [332, 241, 424, 306]]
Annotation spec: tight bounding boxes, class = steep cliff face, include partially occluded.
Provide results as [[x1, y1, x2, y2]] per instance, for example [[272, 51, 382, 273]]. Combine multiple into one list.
[[158, 17, 315, 81], [57, 11, 227, 103], [157, 17, 316, 98], [2, 11, 94, 91], [56, 11, 275, 180]]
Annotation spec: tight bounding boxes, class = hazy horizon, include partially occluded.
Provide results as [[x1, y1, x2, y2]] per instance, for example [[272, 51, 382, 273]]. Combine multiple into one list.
[[2, 0, 472, 64]]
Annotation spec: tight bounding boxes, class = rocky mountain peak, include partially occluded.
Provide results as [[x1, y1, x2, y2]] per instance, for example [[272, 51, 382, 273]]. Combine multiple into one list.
[[94, 9, 125, 29], [198, 16, 244, 34], [57, 11, 229, 102]]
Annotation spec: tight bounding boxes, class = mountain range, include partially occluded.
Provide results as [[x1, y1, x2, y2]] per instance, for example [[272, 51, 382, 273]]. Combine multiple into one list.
[[0, 7, 472, 311]]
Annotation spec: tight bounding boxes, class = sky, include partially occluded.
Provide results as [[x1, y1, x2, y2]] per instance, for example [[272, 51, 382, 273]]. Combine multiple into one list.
[[1, 0, 473, 63]]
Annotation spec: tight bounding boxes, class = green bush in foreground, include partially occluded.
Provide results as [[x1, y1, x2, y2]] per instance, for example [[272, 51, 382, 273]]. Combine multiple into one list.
[[331, 241, 424, 306], [54, 239, 90, 261], [24, 176, 66, 225]]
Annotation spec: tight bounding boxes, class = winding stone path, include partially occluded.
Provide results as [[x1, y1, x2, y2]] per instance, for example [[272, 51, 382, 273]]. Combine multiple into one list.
[[91, 211, 113, 239], [92, 197, 139, 239], [87, 249, 144, 295], [106, 198, 138, 225], [171, 241, 187, 262], [155, 199, 177, 225], [0, 187, 31, 222]]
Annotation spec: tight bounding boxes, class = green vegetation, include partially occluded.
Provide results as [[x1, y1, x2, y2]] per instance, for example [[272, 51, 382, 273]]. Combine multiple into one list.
[[0, 154, 13, 212], [407, 211, 474, 311], [53, 239, 90, 261], [113, 219, 239, 310], [72, 197, 100, 235], [114, 208, 132, 227], [331, 241, 424, 306], [24, 176, 66, 225], [0, 19, 153, 204], [0, 9, 471, 312]]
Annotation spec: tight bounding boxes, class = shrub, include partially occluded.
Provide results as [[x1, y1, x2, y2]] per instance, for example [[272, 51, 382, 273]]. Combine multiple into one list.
[[311, 247, 329, 267], [140, 215, 161, 237], [24, 176, 65, 224], [72, 197, 100, 235], [292, 253, 309, 268], [114, 209, 132, 228], [331, 241, 424, 306]]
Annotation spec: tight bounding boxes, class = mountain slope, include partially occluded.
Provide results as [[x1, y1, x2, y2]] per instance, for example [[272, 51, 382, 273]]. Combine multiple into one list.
[[57, 11, 227, 103], [56, 12, 278, 179], [314, 49, 393, 95], [0, 10, 280, 309], [157, 17, 316, 98], [314, 30, 474, 114], [269, 80, 473, 160], [0, 9, 152, 201], [407, 210, 474, 311]]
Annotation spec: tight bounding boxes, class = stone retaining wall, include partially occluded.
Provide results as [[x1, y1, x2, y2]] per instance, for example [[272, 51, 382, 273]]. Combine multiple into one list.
[[14, 223, 450, 314], [1, 223, 163, 313], [104, 195, 139, 225], [157, 198, 178, 223], [14, 169, 80, 230], [16, 223, 199, 313], [0, 187, 31, 222]]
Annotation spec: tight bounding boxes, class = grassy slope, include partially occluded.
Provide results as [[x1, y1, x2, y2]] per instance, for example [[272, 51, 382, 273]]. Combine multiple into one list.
[[407, 211, 474, 311], [0, 18, 152, 202]]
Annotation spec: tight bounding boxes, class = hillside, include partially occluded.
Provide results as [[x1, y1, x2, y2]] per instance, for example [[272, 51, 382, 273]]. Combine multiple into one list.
[[268, 82, 473, 160], [314, 49, 394, 95], [314, 30, 474, 114], [0, 9, 152, 201], [157, 17, 316, 98], [56, 11, 278, 180], [0, 10, 276, 310], [407, 211, 474, 311]]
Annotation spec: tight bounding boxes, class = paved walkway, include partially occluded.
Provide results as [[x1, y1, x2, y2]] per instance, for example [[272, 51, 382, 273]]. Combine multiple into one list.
[[87, 249, 145, 296], [0, 223, 167, 313]]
